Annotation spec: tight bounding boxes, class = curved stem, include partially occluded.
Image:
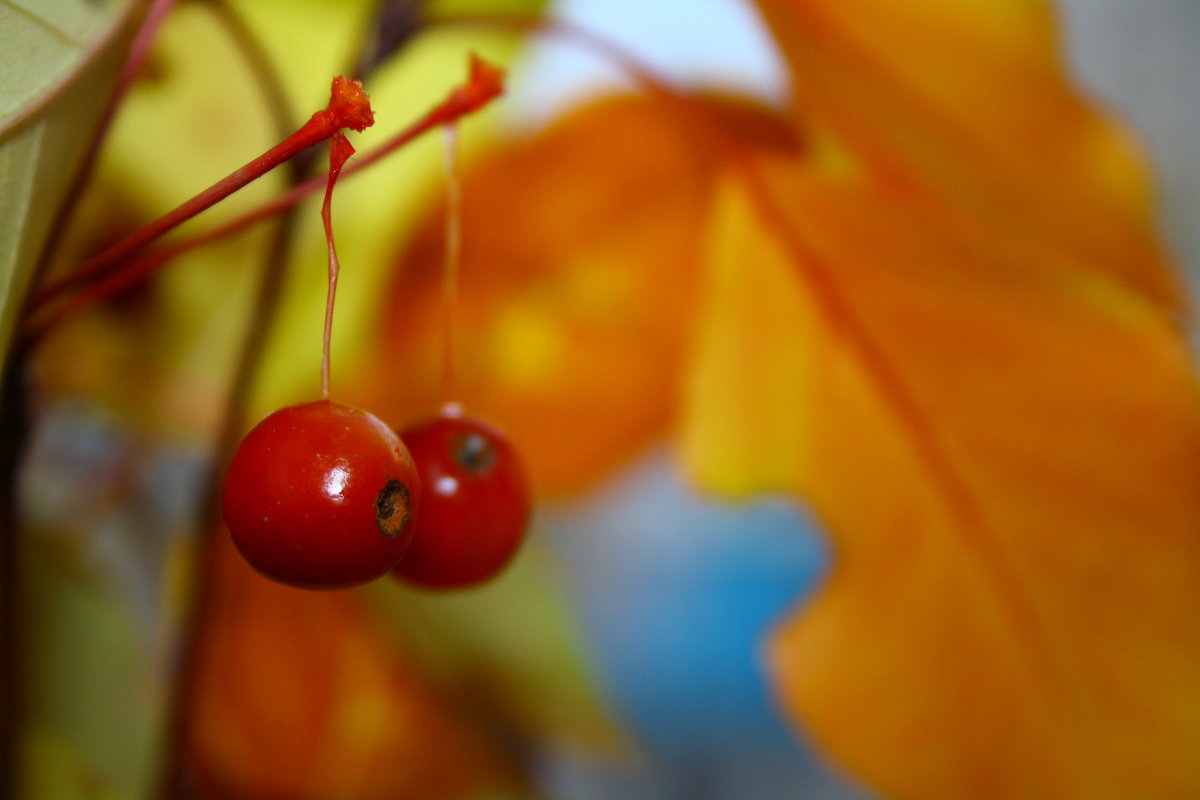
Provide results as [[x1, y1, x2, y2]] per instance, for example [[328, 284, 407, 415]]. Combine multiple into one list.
[[320, 132, 355, 400]]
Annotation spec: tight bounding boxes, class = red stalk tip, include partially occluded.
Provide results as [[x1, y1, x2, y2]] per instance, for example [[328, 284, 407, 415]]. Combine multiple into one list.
[[444, 54, 506, 117], [326, 75, 375, 132]]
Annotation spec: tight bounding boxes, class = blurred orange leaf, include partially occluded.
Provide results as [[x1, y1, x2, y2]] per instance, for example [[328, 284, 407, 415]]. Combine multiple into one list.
[[366, 94, 794, 496], [187, 535, 523, 799]]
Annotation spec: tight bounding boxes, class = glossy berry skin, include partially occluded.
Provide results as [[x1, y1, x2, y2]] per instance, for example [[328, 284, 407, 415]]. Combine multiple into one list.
[[222, 399, 420, 589], [393, 412, 530, 589]]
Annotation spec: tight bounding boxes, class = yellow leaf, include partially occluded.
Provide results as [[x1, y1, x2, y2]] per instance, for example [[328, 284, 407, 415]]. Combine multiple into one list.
[[681, 176, 816, 498], [687, 155, 1200, 798]]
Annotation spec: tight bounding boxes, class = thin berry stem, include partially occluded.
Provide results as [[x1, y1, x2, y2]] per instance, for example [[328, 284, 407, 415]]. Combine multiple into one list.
[[440, 122, 462, 405], [26, 76, 374, 313], [320, 132, 355, 399], [22, 57, 504, 345]]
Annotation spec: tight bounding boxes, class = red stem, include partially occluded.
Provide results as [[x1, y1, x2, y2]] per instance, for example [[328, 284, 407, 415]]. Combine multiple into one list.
[[23, 57, 504, 343], [26, 76, 374, 312]]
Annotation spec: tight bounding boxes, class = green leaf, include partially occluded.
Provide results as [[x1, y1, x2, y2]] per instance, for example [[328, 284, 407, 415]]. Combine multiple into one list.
[[0, 0, 139, 359], [22, 532, 159, 799], [367, 542, 626, 754]]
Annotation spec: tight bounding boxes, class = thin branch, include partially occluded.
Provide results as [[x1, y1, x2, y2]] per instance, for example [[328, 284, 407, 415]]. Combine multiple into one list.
[[319, 132, 355, 400], [439, 122, 461, 404]]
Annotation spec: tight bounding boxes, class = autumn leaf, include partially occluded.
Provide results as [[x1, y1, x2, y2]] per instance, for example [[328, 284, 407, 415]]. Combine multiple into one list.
[[683, 1, 1200, 797], [186, 536, 524, 799]]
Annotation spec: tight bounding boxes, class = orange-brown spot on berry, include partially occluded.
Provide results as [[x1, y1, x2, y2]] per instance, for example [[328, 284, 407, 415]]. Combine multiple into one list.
[[375, 479, 410, 538]]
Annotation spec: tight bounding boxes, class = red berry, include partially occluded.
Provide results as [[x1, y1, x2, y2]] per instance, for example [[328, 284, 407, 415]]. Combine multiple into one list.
[[222, 399, 420, 589], [393, 411, 530, 589]]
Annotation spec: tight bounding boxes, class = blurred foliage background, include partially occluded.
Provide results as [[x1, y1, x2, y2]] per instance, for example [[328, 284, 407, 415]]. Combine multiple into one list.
[[3, 0, 1199, 798]]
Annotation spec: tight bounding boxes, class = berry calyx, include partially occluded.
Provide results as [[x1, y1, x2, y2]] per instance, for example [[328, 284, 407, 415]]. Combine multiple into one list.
[[222, 399, 420, 589], [393, 410, 531, 589]]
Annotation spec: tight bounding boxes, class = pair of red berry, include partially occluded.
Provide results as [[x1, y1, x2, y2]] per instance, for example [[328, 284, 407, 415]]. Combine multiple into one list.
[[221, 400, 529, 590]]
